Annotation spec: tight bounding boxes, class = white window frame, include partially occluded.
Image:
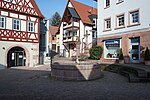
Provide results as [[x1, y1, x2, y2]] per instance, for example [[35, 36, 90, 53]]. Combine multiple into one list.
[[13, 19, 21, 31], [129, 9, 140, 26], [104, 0, 110, 8], [104, 18, 111, 31], [116, 14, 125, 28], [0, 16, 6, 29], [27, 21, 34, 32]]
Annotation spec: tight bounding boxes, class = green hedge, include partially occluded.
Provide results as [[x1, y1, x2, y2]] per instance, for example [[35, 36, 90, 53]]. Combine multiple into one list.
[[89, 46, 103, 60]]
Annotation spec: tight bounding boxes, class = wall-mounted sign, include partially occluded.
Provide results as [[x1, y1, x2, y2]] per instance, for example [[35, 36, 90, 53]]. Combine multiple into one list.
[[105, 40, 120, 45]]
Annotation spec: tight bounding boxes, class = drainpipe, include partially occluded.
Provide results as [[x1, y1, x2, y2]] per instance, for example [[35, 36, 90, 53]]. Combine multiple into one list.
[[81, 25, 85, 53]]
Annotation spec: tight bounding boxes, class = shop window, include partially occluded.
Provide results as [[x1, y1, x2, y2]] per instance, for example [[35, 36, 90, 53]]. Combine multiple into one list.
[[105, 40, 120, 59]]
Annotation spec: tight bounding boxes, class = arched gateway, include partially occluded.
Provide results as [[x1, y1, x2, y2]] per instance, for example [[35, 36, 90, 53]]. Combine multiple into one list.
[[7, 47, 26, 68]]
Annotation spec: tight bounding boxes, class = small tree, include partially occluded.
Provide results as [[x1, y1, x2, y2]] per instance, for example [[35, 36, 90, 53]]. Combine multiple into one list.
[[89, 46, 103, 60], [50, 12, 61, 26], [119, 48, 124, 60], [144, 47, 150, 61]]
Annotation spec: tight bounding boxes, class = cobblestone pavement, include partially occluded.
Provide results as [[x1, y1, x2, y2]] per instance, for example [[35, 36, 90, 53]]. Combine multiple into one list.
[[0, 64, 150, 100]]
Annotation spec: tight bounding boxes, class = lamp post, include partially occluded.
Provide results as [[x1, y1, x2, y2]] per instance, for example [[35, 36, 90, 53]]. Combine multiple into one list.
[[50, 49, 52, 68], [49, 43, 53, 68]]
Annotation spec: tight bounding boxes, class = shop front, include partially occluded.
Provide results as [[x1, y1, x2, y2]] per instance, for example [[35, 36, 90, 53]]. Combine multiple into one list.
[[130, 38, 140, 63], [104, 39, 121, 60]]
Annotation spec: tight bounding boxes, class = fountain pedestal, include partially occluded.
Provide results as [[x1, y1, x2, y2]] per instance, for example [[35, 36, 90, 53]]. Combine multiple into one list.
[[51, 62, 102, 81]]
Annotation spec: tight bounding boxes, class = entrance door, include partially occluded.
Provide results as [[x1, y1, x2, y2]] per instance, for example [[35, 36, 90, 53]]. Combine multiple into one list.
[[130, 38, 140, 63], [7, 47, 26, 68], [15, 51, 25, 66]]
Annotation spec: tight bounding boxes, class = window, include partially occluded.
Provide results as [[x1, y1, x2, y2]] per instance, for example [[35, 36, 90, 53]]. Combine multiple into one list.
[[104, 18, 111, 31], [73, 31, 77, 36], [13, 19, 20, 30], [0, 16, 5, 29], [93, 18, 97, 28], [3, 0, 12, 2], [52, 35, 55, 40], [105, 40, 120, 59], [116, 0, 124, 4], [28, 21, 34, 32], [116, 14, 125, 28], [105, 0, 110, 8], [129, 10, 140, 25], [92, 31, 97, 38]]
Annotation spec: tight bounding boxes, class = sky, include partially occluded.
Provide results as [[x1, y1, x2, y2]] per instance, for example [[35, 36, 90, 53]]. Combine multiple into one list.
[[35, 0, 97, 19]]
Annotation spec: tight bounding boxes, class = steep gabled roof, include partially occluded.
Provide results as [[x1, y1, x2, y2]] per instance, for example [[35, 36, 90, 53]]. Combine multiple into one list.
[[0, 0, 44, 18], [49, 26, 59, 35], [70, 0, 97, 25], [58, 0, 97, 30], [30, 0, 44, 18]]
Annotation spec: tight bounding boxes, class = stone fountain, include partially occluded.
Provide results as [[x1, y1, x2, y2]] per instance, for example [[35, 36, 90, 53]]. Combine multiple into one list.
[[51, 36, 102, 81]]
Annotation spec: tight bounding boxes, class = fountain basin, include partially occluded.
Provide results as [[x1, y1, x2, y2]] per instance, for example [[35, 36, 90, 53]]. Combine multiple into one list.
[[51, 63, 102, 81]]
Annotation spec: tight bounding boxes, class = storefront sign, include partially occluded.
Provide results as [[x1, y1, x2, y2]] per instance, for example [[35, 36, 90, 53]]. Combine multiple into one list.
[[105, 40, 120, 45]]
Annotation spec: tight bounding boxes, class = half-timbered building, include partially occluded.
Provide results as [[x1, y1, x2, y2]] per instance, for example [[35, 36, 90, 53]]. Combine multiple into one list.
[[0, 0, 44, 68]]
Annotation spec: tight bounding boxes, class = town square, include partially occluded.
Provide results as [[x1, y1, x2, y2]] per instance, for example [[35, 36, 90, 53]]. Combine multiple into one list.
[[0, 0, 150, 100]]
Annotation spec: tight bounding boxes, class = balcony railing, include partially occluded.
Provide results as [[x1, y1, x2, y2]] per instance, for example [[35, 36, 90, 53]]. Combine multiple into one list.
[[63, 22, 79, 30], [63, 36, 77, 43]]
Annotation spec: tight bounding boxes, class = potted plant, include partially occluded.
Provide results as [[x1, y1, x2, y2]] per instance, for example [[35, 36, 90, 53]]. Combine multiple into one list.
[[118, 48, 124, 64], [144, 47, 150, 65]]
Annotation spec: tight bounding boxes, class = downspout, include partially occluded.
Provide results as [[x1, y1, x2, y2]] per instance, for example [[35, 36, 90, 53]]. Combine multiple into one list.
[[81, 25, 85, 53]]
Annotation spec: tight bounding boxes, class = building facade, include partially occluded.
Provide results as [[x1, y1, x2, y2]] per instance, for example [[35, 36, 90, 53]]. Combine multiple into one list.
[[49, 26, 59, 53], [97, 0, 150, 63], [0, 0, 43, 69], [59, 0, 97, 58]]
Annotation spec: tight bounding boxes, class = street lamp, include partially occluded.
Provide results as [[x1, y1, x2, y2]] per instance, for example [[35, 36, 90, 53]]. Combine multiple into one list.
[[49, 45, 53, 68]]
